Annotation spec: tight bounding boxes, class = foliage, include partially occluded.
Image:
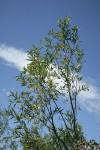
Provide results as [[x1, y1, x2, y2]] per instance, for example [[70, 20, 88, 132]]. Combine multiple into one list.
[[0, 108, 18, 150], [5, 17, 99, 149], [75, 140, 100, 150]]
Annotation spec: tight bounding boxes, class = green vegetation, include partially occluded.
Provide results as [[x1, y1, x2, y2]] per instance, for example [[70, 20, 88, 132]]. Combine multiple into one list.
[[0, 17, 100, 149], [0, 109, 18, 150]]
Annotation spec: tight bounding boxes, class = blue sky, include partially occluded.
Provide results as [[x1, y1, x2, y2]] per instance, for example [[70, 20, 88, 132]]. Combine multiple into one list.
[[0, 0, 100, 142]]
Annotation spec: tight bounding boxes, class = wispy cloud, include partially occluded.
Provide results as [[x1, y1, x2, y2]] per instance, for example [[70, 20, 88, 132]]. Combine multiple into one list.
[[47, 65, 100, 114], [78, 83, 100, 113], [0, 44, 100, 114], [0, 44, 28, 70]]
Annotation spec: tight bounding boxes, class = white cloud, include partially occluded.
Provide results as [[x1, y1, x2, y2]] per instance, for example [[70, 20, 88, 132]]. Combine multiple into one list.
[[78, 83, 100, 113], [0, 44, 28, 70], [46, 65, 100, 114], [0, 45, 100, 114]]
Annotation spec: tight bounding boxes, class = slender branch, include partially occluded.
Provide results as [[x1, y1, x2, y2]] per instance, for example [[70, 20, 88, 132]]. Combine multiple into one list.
[[61, 70, 76, 132], [47, 89, 70, 150], [53, 98, 74, 143]]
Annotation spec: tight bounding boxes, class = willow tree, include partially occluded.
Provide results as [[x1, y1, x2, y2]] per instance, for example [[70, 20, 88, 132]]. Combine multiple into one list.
[[7, 17, 95, 150]]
